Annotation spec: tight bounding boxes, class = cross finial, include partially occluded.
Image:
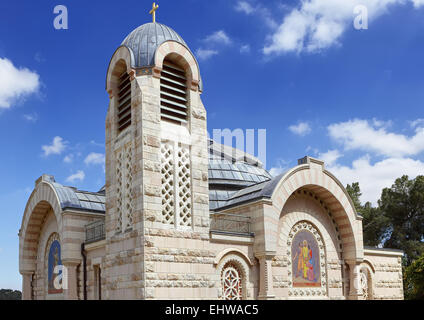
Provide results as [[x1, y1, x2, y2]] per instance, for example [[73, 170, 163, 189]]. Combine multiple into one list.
[[149, 2, 159, 23]]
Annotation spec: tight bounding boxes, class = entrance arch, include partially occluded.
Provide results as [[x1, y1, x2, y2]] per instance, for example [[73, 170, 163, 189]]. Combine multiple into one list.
[[19, 178, 63, 299]]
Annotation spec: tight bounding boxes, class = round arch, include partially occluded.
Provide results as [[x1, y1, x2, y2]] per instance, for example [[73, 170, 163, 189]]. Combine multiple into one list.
[[154, 40, 200, 90], [19, 181, 63, 274], [106, 45, 134, 95], [270, 163, 363, 261], [215, 250, 253, 300]]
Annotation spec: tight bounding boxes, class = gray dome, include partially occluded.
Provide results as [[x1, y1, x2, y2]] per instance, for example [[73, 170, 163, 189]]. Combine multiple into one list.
[[121, 22, 202, 91], [122, 22, 187, 68]]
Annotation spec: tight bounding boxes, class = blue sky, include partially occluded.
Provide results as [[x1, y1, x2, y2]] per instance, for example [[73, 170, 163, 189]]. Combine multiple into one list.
[[0, 0, 423, 290]]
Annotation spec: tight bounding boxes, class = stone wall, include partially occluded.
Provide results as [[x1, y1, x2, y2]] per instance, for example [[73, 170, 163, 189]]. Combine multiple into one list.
[[363, 249, 404, 300]]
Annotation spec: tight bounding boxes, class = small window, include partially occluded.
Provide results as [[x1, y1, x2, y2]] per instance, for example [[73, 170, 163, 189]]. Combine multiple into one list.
[[117, 71, 131, 132], [160, 59, 188, 125]]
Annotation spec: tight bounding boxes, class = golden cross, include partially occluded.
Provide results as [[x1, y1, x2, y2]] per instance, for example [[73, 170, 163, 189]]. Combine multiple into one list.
[[149, 2, 159, 23]]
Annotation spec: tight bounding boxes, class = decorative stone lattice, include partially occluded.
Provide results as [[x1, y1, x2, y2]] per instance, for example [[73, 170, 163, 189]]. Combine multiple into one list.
[[176, 144, 192, 227], [160, 141, 192, 227], [222, 263, 242, 300], [161, 142, 175, 225], [286, 221, 328, 298], [116, 143, 133, 232]]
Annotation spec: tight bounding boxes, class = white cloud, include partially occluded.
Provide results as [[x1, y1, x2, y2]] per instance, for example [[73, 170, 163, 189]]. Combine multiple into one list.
[[240, 44, 251, 53], [235, 1, 255, 14], [269, 159, 290, 177], [235, 1, 278, 28], [196, 48, 219, 61], [66, 170, 85, 183], [63, 154, 73, 163], [328, 119, 424, 157], [42, 136, 67, 156], [84, 152, 105, 166], [204, 30, 232, 45], [23, 113, 38, 122], [263, 0, 424, 55], [288, 122, 311, 136], [327, 156, 424, 205], [410, 118, 424, 129], [318, 149, 342, 166], [0, 57, 40, 109], [412, 0, 424, 7]]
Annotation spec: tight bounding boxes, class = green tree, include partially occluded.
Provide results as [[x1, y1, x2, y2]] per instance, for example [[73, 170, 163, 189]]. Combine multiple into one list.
[[379, 175, 424, 265], [403, 253, 424, 300], [346, 182, 389, 247], [0, 289, 22, 300]]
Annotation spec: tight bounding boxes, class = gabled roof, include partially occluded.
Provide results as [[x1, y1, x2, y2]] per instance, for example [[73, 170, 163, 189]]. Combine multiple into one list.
[[212, 173, 286, 211], [40, 175, 105, 214]]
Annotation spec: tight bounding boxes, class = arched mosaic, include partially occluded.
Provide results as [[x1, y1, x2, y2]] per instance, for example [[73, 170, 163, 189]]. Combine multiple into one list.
[[287, 221, 327, 297], [45, 233, 62, 295]]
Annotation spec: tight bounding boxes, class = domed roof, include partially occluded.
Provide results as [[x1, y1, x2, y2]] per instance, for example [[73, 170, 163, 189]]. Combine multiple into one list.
[[122, 22, 187, 68], [121, 22, 202, 91], [207, 140, 273, 210]]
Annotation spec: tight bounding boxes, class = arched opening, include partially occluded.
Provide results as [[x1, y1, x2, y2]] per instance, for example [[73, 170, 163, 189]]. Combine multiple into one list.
[[21, 200, 60, 299], [160, 55, 190, 125], [278, 186, 349, 298], [216, 252, 251, 300], [111, 59, 131, 133]]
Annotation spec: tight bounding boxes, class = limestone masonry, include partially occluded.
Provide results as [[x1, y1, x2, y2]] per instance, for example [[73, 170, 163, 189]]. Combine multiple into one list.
[[18, 21, 403, 300]]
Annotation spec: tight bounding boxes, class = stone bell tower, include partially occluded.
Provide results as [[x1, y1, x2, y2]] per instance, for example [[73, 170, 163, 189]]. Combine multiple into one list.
[[104, 15, 209, 299]]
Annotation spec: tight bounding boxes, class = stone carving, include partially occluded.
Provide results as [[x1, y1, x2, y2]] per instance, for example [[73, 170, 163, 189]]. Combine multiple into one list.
[[222, 263, 242, 300], [176, 144, 192, 227], [161, 141, 175, 225], [161, 141, 192, 227], [116, 143, 133, 232]]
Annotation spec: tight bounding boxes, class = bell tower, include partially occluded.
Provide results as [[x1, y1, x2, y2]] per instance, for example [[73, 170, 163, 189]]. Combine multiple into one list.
[[104, 13, 209, 299]]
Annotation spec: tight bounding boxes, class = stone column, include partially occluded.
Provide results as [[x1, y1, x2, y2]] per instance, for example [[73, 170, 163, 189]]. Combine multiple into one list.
[[62, 261, 79, 300], [21, 272, 33, 300], [347, 261, 363, 300], [255, 252, 275, 300]]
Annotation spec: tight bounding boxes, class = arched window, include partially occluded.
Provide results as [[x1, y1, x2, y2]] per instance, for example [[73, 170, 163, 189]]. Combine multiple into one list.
[[221, 262, 243, 300], [117, 70, 131, 132], [160, 58, 188, 125]]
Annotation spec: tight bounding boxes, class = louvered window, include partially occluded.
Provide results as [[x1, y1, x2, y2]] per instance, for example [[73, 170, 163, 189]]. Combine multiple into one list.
[[117, 71, 131, 132], [160, 60, 188, 125]]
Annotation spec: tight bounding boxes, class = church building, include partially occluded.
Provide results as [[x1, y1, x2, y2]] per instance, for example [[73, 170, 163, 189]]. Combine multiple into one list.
[[18, 6, 404, 300]]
